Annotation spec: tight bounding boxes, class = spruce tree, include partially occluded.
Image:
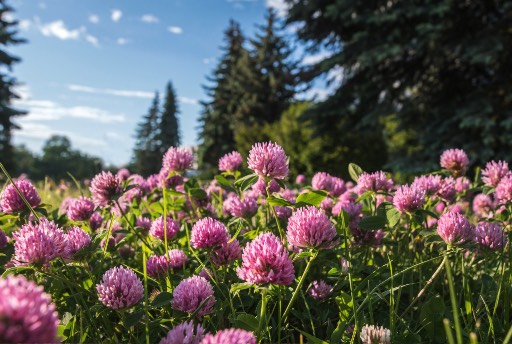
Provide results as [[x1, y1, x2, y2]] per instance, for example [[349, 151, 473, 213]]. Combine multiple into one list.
[[233, 9, 301, 150], [131, 92, 161, 176], [286, 0, 512, 173], [197, 20, 247, 173], [0, 0, 26, 174], [158, 81, 180, 155]]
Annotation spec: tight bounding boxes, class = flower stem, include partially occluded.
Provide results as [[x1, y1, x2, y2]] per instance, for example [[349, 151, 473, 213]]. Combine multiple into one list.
[[282, 251, 318, 323], [445, 250, 463, 344], [258, 288, 268, 343]]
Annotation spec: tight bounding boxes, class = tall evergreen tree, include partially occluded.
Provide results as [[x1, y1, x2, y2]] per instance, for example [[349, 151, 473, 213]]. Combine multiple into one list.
[[286, 0, 512, 173], [157, 81, 180, 156], [0, 0, 26, 173], [131, 92, 161, 176], [197, 20, 247, 173], [233, 9, 302, 151]]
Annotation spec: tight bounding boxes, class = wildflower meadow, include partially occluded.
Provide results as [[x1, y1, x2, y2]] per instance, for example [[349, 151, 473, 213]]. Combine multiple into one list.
[[1, 142, 512, 343]]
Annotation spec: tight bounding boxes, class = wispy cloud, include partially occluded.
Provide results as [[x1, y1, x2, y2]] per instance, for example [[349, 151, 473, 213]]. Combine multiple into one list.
[[141, 14, 159, 24], [178, 97, 198, 105], [14, 96, 126, 123], [266, 0, 289, 17], [89, 14, 99, 24], [68, 84, 198, 105], [34, 18, 97, 46], [116, 37, 129, 45], [40, 20, 84, 40], [18, 19, 31, 30], [85, 34, 99, 47], [202, 57, 215, 65], [168, 26, 183, 34], [16, 122, 107, 147], [111, 9, 122, 22], [68, 84, 154, 99]]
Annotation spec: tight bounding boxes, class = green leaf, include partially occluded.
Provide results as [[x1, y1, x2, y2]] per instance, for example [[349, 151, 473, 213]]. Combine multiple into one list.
[[377, 202, 401, 227], [348, 163, 364, 183], [336, 210, 350, 235], [234, 173, 259, 192], [295, 190, 327, 207], [294, 251, 315, 261], [297, 330, 328, 344], [235, 313, 259, 332], [230, 282, 253, 294], [266, 196, 292, 207], [151, 291, 173, 307], [124, 309, 144, 328], [188, 188, 207, 200], [214, 175, 232, 188], [359, 215, 387, 230]]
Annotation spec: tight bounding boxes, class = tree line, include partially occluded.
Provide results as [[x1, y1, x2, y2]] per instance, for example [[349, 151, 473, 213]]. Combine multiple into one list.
[[1, 1, 511, 181]]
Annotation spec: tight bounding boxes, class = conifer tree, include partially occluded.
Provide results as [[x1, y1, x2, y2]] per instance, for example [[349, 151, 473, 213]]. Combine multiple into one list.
[[233, 9, 301, 150], [286, 0, 512, 173], [131, 92, 161, 176], [157, 81, 180, 156], [0, 0, 26, 173], [197, 20, 247, 173]]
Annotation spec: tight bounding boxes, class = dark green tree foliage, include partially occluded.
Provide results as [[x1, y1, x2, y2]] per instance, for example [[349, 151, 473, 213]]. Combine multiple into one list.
[[131, 93, 162, 176], [234, 9, 301, 127], [157, 81, 180, 156], [0, 0, 26, 173], [33, 135, 103, 181], [197, 20, 247, 172], [286, 0, 512, 173]]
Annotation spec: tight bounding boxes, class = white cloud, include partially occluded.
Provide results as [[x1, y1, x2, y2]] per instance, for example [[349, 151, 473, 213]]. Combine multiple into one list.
[[85, 34, 99, 47], [141, 14, 159, 24], [39, 2, 46, 9], [68, 84, 154, 99], [202, 57, 214, 64], [178, 97, 198, 105], [266, 0, 290, 17], [39, 20, 84, 40], [16, 122, 107, 147], [168, 26, 183, 34], [303, 51, 332, 65], [105, 131, 122, 140], [18, 19, 31, 30], [116, 37, 129, 45], [111, 9, 122, 22], [14, 96, 126, 123], [89, 14, 99, 24]]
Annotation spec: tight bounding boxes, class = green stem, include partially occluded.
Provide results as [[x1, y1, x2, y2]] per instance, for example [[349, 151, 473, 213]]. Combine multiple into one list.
[[282, 251, 318, 323], [445, 251, 463, 344], [142, 243, 150, 344], [258, 288, 268, 343]]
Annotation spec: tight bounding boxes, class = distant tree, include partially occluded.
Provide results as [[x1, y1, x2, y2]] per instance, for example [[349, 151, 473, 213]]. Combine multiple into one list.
[[34, 135, 103, 181], [233, 10, 302, 152], [0, 0, 26, 173], [197, 20, 247, 173], [157, 81, 180, 155], [286, 0, 512, 173], [12, 144, 37, 176], [131, 93, 162, 176]]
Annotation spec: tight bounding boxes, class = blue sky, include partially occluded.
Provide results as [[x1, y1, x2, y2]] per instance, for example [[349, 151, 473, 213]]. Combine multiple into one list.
[[7, 0, 333, 167]]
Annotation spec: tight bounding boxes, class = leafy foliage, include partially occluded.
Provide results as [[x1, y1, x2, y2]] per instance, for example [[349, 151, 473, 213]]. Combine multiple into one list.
[[285, 0, 512, 174]]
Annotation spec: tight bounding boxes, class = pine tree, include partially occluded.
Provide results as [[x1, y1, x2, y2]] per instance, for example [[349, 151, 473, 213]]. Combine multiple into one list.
[[197, 20, 247, 173], [286, 0, 512, 173], [157, 81, 180, 156], [0, 0, 26, 173], [131, 92, 161, 176], [233, 9, 301, 150]]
